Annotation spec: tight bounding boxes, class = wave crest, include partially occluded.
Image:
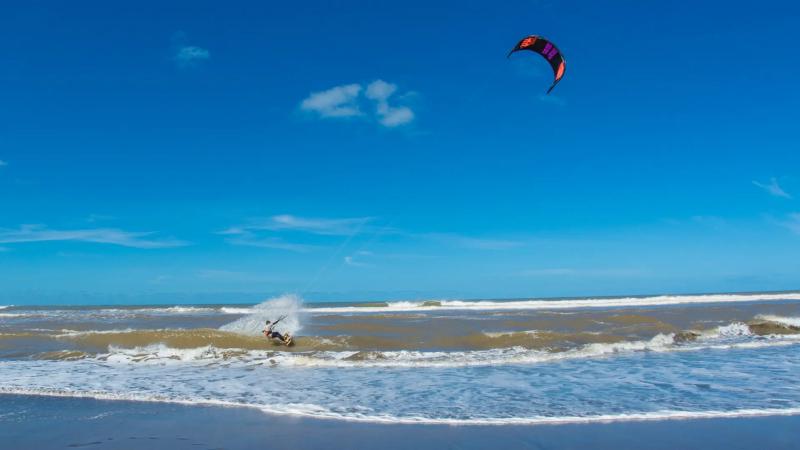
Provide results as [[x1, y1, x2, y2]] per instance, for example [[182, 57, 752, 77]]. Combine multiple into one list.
[[53, 324, 800, 368]]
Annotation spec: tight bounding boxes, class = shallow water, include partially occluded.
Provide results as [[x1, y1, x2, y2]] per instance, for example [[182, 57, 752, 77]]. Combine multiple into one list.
[[2, 292, 800, 424]]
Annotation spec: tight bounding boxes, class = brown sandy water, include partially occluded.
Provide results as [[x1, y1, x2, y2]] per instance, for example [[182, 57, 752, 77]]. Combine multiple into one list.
[[2, 296, 799, 359]]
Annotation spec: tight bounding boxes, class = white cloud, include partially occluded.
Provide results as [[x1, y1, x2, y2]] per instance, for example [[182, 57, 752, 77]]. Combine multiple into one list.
[[175, 45, 210, 67], [753, 178, 791, 199], [377, 106, 414, 127], [300, 84, 363, 118], [224, 235, 318, 252], [270, 214, 371, 235], [344, 250, 374, 267], [367, 80, 415, 127], [365, 79, 397, 102], [225, 214, 372, 236], [300, 80, 415, 127], [222, 214, 375, 252], [0, 225, 188, 249]]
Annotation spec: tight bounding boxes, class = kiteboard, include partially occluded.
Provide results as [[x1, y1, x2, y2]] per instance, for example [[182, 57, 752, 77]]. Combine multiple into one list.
[[268, 332, 293, 347]]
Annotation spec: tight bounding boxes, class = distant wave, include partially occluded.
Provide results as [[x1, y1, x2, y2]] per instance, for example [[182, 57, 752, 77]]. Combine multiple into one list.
[[304, 292, 800, 313], [3, 292, 799, 318], [219, 307, 254, 314], [0, 306, 245, 320]]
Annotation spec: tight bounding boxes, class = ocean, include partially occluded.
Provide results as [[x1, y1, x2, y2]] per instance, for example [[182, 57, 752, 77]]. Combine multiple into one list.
[[2, 292, 800, 426]]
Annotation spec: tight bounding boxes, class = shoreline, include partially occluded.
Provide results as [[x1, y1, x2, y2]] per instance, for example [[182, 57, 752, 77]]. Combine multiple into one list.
[[5, 390, 800, 427], [3, 394, 800, 449]]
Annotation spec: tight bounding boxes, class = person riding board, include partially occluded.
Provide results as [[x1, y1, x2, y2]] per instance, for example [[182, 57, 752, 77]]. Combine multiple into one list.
[[263, 316, 292, 345]]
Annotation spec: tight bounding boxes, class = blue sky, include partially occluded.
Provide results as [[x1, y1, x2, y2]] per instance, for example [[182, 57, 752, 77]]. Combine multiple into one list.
[[1, 0, 799, 304]]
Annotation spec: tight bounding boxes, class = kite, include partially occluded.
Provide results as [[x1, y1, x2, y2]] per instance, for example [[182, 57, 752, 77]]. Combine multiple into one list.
[[507, 35, 566, 94]]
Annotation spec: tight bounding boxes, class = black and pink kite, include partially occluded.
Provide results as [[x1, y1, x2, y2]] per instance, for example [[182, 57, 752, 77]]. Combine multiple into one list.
[[508, 35, 566, 94]]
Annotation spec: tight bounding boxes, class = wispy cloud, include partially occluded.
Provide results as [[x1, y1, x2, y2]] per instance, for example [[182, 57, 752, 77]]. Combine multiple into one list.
[[753, 178, 791, 199], [343, 255, 366, 267], [0, 160, 7, 167], [224, 235, 319, 252], [0, 225, 188, 249], [300, 80, 415, 127], [223, 215, 523, 253], [175, 45, 210, 67], [222, 214, 375, 252], [224, 214, 372, 236], [344, 250, 373, 267]]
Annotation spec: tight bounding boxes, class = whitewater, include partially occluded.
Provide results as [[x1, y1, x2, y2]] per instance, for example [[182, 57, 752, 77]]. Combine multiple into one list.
[[2, 292, 800, 425]]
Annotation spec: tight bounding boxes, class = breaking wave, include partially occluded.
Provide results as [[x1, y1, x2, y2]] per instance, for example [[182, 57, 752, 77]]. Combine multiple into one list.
[[755, 315, 800, 328], [34, 321, 800, 368], [4, 332, 800, 425]]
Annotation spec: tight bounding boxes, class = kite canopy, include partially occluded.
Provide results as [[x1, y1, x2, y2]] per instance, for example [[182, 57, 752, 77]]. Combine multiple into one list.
[[507, 35, 566, 94]]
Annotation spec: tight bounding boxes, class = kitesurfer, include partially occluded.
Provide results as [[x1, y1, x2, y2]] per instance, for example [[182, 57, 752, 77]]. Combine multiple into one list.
[[263, 317, 291, 345]]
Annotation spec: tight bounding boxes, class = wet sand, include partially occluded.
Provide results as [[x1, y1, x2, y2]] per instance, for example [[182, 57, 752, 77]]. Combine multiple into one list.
[[2, 394, 799, 450]]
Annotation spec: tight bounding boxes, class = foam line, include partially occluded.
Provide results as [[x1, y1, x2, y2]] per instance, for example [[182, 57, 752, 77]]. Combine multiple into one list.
[[3, 388, 800, 426]]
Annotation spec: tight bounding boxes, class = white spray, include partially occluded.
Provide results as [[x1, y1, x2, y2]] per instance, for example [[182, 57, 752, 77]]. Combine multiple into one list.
[[220, 294, 304, 336]]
